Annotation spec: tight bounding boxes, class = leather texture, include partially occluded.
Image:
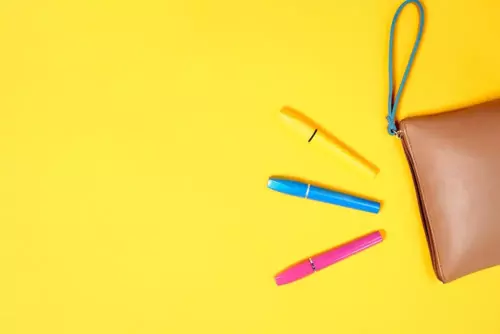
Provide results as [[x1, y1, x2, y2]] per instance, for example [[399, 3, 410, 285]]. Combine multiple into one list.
[[400, 99, 500, 283]]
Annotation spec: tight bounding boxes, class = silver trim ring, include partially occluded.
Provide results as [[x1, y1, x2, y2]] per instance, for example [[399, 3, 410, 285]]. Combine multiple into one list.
[[308, 258, 316, 272], [305, 184, 311, 198]]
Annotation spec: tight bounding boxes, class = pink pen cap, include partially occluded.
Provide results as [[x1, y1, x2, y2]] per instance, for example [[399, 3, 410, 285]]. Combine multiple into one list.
[[275, 231, 383, 286]]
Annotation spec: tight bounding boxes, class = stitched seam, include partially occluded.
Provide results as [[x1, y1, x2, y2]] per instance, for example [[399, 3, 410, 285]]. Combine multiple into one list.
[[402, 122, 447, 282]]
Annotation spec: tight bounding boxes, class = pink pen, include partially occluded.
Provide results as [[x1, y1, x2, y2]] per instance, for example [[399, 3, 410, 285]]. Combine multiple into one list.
[[275, 231, 383, 286]]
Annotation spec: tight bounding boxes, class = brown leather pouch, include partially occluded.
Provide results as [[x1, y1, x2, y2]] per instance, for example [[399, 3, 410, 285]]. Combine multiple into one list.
[[399, 99, 500, 282], [387, 1, 500, 282]]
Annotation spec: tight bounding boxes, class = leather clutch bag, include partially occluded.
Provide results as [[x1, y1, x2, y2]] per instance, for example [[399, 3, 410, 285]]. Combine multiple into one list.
[[399, 100, 500, 282], [387, 0, 500, 282]]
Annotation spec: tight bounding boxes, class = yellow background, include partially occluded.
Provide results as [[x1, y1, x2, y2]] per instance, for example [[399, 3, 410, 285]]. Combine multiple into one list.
[[1, 0, 500, 333]]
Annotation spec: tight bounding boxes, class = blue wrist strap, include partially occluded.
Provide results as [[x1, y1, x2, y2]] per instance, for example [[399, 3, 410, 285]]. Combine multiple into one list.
[[387, 0, 425, 135]]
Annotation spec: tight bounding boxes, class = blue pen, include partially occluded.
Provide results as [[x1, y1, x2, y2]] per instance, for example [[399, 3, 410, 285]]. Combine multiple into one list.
[[267, 177, 380, 214]]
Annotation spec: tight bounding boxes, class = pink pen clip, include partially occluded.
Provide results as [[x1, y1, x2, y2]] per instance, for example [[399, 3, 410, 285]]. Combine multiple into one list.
[[275, 231, 383, 286]]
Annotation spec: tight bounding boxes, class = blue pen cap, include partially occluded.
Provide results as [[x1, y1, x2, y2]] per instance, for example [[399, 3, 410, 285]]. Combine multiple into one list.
[[267, 178, 308, 198]]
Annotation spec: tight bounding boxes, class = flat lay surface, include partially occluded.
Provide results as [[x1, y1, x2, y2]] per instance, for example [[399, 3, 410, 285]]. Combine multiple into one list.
[[1, 0, 500, 333]]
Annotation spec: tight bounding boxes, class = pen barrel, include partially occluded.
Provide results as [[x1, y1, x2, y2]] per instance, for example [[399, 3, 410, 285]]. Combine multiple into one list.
[[313, 231, 383, 271], [315, 132, 379, 177], [308, 185, 380, 214]]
